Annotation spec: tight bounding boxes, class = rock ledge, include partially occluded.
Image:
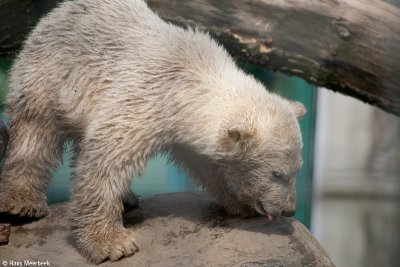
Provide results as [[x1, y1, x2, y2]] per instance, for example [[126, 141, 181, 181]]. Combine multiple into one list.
[[0, 192, 334, 266]]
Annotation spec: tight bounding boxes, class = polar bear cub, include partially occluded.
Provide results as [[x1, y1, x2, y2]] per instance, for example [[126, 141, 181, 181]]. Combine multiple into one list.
[[0, 0, 305, 263]]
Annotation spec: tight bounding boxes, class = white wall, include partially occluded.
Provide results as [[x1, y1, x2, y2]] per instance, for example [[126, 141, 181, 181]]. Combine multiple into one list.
[[313, 88, 400, 194], [311, 88, 400, 267]]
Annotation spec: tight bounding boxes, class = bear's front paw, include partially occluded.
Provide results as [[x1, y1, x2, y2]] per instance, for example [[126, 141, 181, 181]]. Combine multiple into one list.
[[76, 226, 139, 264], [0, 189, 48, 218]]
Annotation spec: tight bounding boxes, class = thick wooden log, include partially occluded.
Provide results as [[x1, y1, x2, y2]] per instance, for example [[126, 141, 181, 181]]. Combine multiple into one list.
[[1, 0, 400, 115], [0, 0, 59, 55]]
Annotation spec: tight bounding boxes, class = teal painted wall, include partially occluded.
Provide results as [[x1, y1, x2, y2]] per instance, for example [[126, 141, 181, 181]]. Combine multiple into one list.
[[47, 141, 196, 203], [0, 58, 316, 228]]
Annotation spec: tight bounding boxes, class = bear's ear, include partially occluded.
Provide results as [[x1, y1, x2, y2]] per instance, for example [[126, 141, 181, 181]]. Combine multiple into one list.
[[227, 125, 252, 143], [219, 118, 254, 151], [290, 101, 306, 119]]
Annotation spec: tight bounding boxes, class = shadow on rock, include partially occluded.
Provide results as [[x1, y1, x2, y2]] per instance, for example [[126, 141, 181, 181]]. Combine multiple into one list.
[[0, 213, 43, 226], [123, 191, 295, 236]]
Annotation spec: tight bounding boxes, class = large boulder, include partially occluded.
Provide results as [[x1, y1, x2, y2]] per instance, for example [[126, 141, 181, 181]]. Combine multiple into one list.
[[0, 192, 334, 266]]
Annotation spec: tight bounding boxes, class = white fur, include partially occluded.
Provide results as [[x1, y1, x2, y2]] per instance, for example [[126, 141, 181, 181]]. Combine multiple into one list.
[[0, 0, 305, 263]]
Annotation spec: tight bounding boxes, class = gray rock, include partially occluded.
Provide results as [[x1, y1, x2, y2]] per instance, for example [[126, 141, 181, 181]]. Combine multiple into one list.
[[0, 192, 335, 266]]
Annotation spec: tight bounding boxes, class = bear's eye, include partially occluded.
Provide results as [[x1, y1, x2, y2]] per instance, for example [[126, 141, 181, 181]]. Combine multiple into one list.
[[272, 171, 283, 179]]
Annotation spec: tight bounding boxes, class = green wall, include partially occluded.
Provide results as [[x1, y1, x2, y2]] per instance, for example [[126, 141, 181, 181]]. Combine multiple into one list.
[[0, 59, 316, 228], [0, 58, 10, 115]]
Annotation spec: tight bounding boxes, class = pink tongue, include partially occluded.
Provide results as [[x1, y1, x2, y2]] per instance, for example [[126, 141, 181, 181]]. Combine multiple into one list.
[[267, 214, 276, 222]]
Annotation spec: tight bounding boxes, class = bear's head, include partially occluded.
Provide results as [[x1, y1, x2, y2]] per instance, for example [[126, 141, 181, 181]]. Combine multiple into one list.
[[216, 97, 306, 221]]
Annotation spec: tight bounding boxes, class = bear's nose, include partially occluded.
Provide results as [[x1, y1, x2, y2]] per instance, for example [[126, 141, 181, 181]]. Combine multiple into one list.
[[282, 209, 296, 217]]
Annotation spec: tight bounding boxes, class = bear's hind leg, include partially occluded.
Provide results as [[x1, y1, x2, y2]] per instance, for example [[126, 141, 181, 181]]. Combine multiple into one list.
[[0, 118, 65, 218], [71, 135, 140, 263]]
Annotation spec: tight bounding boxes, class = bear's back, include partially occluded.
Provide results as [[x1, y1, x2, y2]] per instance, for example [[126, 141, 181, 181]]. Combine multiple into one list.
[[7, 0, 163, 120]]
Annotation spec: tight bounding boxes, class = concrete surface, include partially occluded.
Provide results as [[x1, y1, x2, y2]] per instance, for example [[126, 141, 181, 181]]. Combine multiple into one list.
[[0, 192, 334, 266]]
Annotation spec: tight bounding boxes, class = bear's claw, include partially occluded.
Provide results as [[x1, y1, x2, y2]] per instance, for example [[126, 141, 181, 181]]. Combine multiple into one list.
[[0, 190, 48, 218], [77, 227, 139, 264]]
